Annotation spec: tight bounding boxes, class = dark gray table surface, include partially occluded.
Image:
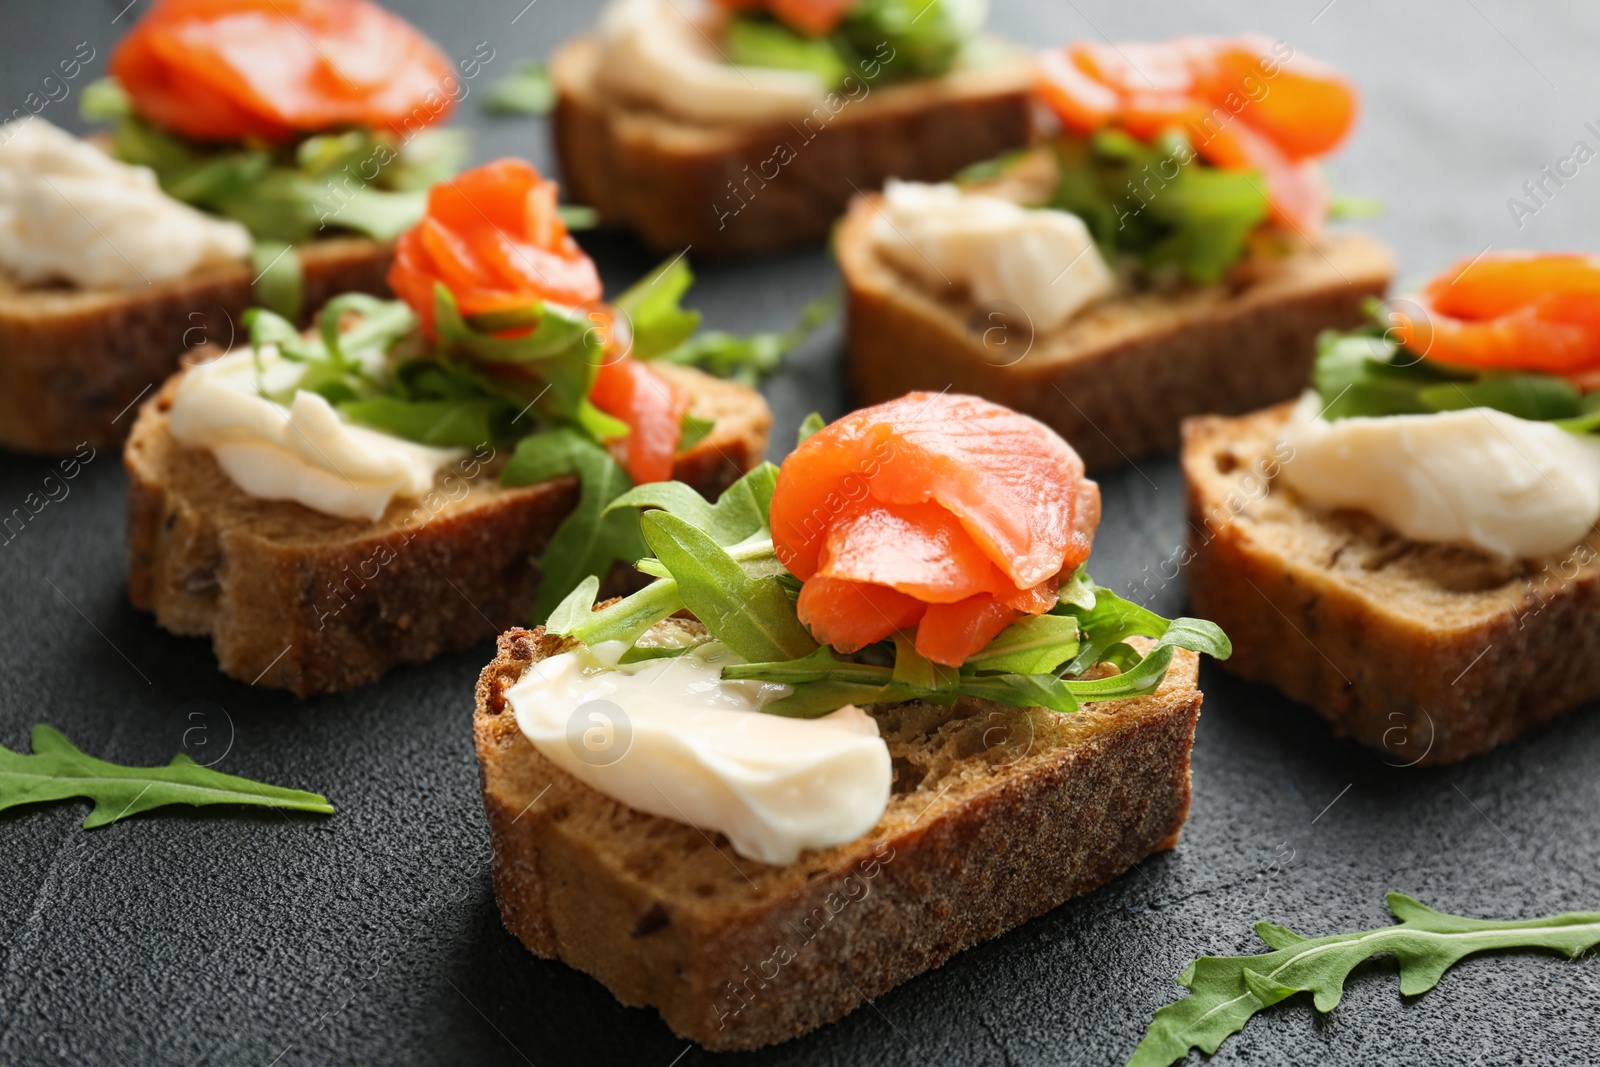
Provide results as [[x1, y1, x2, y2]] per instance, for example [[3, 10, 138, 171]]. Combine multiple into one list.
[[4, 1, 1599, 1064]]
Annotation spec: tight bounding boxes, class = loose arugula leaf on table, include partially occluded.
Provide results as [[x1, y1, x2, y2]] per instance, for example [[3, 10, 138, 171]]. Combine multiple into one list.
[[483, 60, 555, 116], [0, 725, 333, 829], [503, 429, 648, 618], [1127, 892, 1600, 1067]]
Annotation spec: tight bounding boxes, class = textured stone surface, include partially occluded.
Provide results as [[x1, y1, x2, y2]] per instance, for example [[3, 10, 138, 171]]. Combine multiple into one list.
[[2, 1, 1599, 1064]]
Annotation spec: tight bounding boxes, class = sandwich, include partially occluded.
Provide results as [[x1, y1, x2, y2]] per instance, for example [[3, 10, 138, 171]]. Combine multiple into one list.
[[473, 391, 1231, 1048], [551, 0, 1033, 256], [1183, 251, 1600, 763], [2, 0, 472, 454], [839, 33, 1395, 469], [126, 159, 801, 696]]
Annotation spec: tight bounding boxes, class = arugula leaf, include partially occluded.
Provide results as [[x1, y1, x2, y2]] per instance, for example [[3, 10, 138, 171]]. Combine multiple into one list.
[[483, 60, 555, 116], [834, 0, 979, 83], [250, 241, 304, 322], [640, 512, 818, 663], [607, 462, 778, 546], [678, 412, 717, 452], [557, 204, 600, 230], [1128, 892, 1600, 1067], [433, 285, 601, 422], [797, 412, 826, 446], [655, 291, 834, 385], [1055, 584, 1175, 676], [1310, 316, 1600, 431], [1048, 131, 1268, 283], [613, 257, 703, 361], [338, 396, 511, 448], [725, 14, 849, 87], [1, 725, 333, 829], [502, 430, 648, 619], [958, 672, 1078, 714], [963, 613, 1081, 675]]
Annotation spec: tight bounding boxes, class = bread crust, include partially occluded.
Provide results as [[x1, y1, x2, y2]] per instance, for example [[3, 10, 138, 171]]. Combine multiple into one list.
[[1181, 402, 1600, 764], [124, 363, 770, 696], [838, 192, 1394, 471], [550, 35, 1033, 257], [474, 625, 1201, 1049], [0, 237, 394, 456]]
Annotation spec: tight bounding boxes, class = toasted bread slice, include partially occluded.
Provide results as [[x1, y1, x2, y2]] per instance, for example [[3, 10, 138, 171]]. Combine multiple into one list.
[[839, 191, 1394, 471], [551, 35, 1033, 257], [1181, 402, 1600, 764], [474, 622, 1201, 1049], [125, 363, 770, 696], [0, 237, 392, 456]]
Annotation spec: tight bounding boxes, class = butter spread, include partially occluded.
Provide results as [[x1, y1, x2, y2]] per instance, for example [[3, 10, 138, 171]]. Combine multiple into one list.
[[594, 0, 827, 126], [0, 118, 250, 290], [167, 348, 464, 522], [869, 179, 1114, 334], [1279, 390, 1600, 560], [508, 640, 892, 865]]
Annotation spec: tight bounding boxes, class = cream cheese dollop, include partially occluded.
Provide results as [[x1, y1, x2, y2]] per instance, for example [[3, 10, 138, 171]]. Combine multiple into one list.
[[594, 0, 827, 125], [1279, 390, 1600, 559], [869, 179, 1114, 334], [168, 348, 464, 522], [0, 118, 251, 290], [508, 640, 892, 865]]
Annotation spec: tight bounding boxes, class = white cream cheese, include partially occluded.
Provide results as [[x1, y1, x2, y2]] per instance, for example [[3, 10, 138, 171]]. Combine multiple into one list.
[[594, 0, 827, 125], [168, 348, 464, 522], [1279, 390, 1600, 559], [0, 118, 250, 290], [508, 640, 892, 865], [869, 180, 1114, 334]]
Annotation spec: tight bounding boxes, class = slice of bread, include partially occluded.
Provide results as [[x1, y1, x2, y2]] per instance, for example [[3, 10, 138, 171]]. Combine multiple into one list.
[[125, 363, 770, 697], [474, 622, 1201, 1049], [838, 191, 1394, 471], [1181, 402, 1600, 764], [551, 35, 1033, 257], [0, 237, 392, 456]]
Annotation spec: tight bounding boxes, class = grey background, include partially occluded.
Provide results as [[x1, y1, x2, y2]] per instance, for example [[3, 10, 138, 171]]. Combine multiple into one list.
[[3, 1, 1599, 1064]]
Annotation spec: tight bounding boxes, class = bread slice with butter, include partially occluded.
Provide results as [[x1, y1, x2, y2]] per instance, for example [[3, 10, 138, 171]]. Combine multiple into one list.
[[837, 178, 1393, 471], [1181, 402, 1600, 764], [473, 621, 1202, 1050], [0, 237, 392, 456], [550, 34, 1033, 258], [125, 362, 770, 697]]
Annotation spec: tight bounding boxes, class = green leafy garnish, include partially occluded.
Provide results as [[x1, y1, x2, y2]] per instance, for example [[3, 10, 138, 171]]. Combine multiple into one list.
[[1128, 892, 1600, 1067], [1044, 130, 1269, 283], [724, 0, 982, 88], [483, 60, 555, 116], [548, 463, 1230, 717], [503, 429, 648, 619], [250, 240, 305, 322], [615, 259, 834, 384], [81, 76, 464, 248], [0, 725, 333, 829], [1311, 302, 1600, 432]]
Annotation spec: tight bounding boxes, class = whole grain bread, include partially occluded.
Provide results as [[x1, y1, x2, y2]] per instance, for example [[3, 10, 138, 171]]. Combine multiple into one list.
[[1181, 402, 1600, 764], [474, 622, 1201, 1049], [551, 35, 1033, 258], [125, 363, 770, 697], [838, 186, 1394, 471], [0, 237, 392, 456]]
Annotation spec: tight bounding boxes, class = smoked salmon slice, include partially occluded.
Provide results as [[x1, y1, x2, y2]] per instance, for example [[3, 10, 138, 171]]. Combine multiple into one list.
[[1398, 253, 1600, 377], [773, 393, 1100, 666]]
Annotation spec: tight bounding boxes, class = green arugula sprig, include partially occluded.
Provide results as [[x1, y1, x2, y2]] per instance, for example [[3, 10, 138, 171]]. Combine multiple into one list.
[[82, 76, 466, 317], [1128, 892, 1600, 1067], [724, 0, 985, 90], [1313, 300, 1600, 432], [0, 725, 333, 828], [1044, 130, 1269, 284], [240, 261, 828, 612], [482, 60, 555, 116], [546, 456, 1230, 718]]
